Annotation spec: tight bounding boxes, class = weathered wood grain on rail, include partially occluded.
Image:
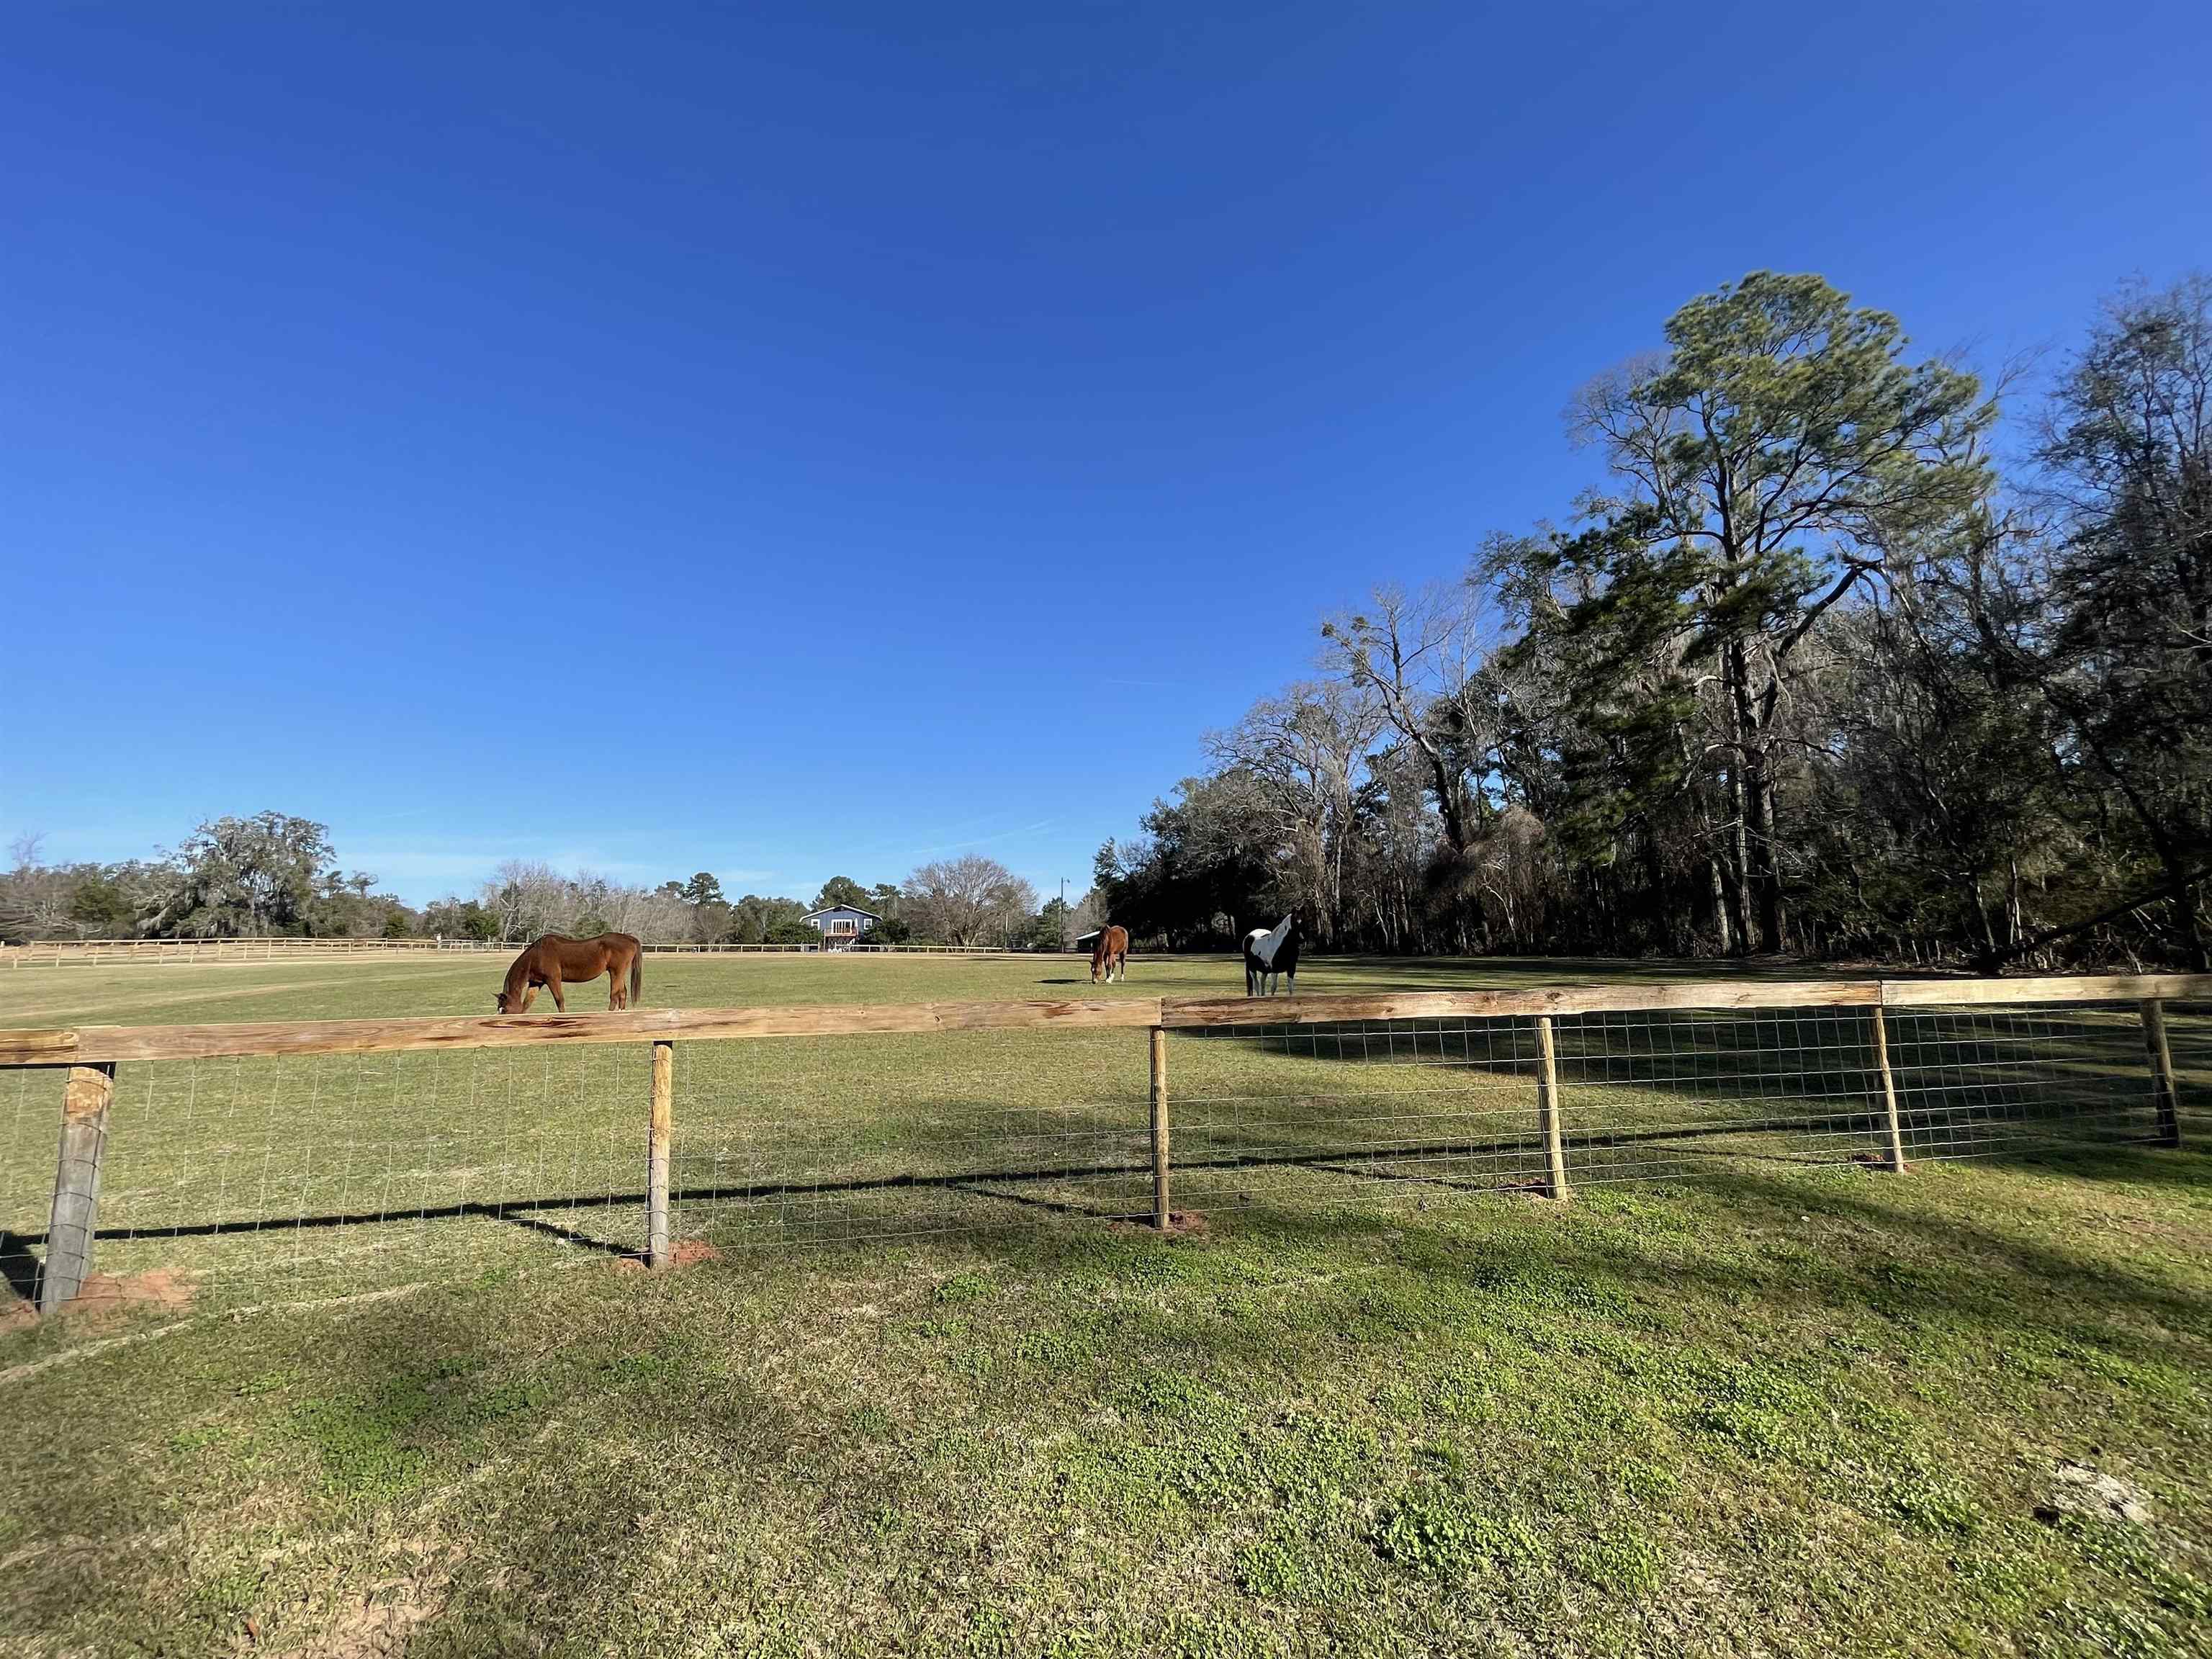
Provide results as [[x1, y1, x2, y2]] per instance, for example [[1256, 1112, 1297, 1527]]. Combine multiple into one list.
[[1157, 980, 1883, 1029], [0, 998, 1166, 1063], [1881, 973, 2212, 1007], [934, 997, 1164, 1033], [0, 1028, 84, 1063], [4, 974, 2206, 1066]]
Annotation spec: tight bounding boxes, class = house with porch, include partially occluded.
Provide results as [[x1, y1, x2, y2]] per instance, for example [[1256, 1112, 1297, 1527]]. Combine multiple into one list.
[[803, 904, 880, 950]]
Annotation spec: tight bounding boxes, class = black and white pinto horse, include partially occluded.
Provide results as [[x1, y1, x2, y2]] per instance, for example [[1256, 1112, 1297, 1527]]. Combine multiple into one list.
[[1242, 912, 1302, 997]]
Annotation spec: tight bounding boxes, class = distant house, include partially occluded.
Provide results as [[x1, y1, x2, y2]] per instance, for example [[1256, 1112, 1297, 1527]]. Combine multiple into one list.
[[803, 904, 880, 950]]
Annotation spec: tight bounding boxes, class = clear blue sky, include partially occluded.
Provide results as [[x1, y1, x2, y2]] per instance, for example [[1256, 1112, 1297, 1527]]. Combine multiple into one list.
[[6, 2, 2208, 906]]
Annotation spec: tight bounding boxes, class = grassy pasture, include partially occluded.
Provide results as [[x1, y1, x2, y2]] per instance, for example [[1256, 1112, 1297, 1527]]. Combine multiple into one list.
[[0, 947, 1838, 1028], [1, 953, 2208, 1654]]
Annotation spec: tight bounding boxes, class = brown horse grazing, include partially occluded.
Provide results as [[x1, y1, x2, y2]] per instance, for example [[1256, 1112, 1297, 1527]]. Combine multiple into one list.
[[1090, 924, 1129, 984], [495, 933, 643, 1013]]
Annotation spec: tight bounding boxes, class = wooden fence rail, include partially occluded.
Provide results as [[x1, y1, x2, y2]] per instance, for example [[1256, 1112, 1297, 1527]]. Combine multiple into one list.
[[2, 938, 1023, 968], [4, 972, 2202, 1310]]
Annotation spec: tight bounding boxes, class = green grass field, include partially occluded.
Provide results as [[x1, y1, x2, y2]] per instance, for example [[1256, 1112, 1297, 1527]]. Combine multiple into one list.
[[2, 953, 2208, 1655], [0, 947, 1849, 1028]]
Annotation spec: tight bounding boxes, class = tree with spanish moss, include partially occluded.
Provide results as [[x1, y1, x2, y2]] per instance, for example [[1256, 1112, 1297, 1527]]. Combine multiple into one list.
[[1572, 271, 1995, 951]]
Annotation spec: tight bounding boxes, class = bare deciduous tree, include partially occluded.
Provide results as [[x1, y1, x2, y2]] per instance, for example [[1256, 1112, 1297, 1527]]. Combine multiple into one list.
[[1322, 584, 1489, 860], [480, 860, 567, 942], [1205, 680, 1384, 944], [904, 855, 1037, 946]]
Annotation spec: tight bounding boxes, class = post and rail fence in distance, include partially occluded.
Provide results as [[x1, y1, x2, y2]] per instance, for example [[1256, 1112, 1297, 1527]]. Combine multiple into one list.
[[1, 974, 2200, 1315], [3, 938, 1029, 968]]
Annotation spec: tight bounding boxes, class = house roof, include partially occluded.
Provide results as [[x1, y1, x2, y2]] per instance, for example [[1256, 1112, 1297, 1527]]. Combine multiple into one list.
[[802, 905, 882, 922]]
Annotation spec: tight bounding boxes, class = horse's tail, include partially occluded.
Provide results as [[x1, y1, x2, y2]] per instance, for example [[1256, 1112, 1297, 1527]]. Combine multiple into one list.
[[629, 948, 643, 1009]]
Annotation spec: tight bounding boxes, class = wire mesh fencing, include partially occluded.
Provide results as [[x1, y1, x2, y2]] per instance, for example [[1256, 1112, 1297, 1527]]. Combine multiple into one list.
[[1169, 1004, 1897, 1208], [1556, 1004, 1899, 1181], [665, 1028, 1160, 1255], [1, 1046, 649, 1316], [2169, 999, 2212, 1144], [1169, 1017, 1550, 1213], [0, 979, 2200, 1329], [1886, 999, 2177, 1158]]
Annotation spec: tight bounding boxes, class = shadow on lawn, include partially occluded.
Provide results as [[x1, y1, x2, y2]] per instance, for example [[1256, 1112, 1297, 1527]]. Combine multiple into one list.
[[0, 1230, 41, 1311], [5, 1141, 2207, 1654], [5, 1097, 2180, 1274], [0, 1103, 2065, 1256], [1179, 1143, 2212, 1375]]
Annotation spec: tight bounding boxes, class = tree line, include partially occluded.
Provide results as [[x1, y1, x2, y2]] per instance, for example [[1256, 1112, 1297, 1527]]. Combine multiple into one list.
[[1096, 271, 2211, 971], [1, 821, 1089, 950]]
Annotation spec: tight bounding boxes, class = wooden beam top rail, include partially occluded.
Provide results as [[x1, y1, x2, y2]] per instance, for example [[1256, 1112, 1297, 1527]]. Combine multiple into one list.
[[0, 1028, 91, 1064], [0, 998, 1166, 1065], [1880, 973, 2212, 1007], [1159, 980, 1881, 1030], [4, 973, 2208, 1067]]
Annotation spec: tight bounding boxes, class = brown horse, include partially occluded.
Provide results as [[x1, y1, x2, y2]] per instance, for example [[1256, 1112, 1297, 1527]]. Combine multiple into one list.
[[1090, 924, 1129, 984], [495, 932, 643, 1012]]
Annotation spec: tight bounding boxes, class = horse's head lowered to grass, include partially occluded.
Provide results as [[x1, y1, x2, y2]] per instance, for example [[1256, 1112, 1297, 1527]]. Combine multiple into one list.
[[494, 933, 643, 1014], [1090, 925, 1129, 984]]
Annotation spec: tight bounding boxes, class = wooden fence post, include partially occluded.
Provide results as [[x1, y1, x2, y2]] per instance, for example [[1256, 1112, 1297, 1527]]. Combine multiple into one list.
[[648, 1040, 674, 1267], [1534, 1016, 1570, 1201], [1148, 1026, 1171, 1229], [41, 1063, 116, 1313], [2141, 999, 2182, 1148], [1871, 1004, 1908, 1172]]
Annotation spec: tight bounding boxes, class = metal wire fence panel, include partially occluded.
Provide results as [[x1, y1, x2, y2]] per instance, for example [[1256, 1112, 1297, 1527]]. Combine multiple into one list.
[[2, 1064, 49, 1262], [5, 1046, 650, 1313], [1169, 1018, 1549, 1213], [1886, 1002, 2167, 1159], [1550, 1005, 1892, 1182], [666, 1029, 1159, 1252], [2164, 999, 2211, 1142]]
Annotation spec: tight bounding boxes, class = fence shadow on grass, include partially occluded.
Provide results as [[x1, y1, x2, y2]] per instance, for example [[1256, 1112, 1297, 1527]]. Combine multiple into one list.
[[4, 1085, 2179, 1289], [1197, 1145, 2212, 1378], [0, 1231, 41, 1310], [8, 1138, 2207, 1659]]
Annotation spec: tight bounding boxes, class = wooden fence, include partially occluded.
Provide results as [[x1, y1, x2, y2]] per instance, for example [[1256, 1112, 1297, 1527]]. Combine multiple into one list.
[[1, 938, 1022, 968], [2, 973, 2199, 1313]]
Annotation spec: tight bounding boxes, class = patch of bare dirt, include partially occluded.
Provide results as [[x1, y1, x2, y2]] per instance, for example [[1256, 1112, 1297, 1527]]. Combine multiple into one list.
[[1111, 1211, 1208, 1238], [608, 1240, 720, 1274], [287, 1546, 458, 1658], [2037, 1459, 2153, 1527], [55, 1269, 195, 1327]]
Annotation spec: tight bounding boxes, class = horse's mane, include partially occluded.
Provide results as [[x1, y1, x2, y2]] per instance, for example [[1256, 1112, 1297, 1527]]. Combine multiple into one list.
[[1247, 913, 1294, 968]]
